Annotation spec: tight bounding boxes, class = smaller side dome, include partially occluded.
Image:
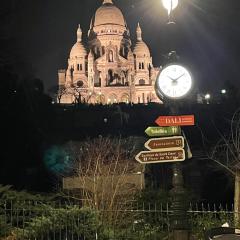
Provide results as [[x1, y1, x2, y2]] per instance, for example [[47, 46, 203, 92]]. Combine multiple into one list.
[[133, 23, 150, 57], [70, 43, 87, 58], [70, 25, 87, 58], [134, 41, 150, 57]]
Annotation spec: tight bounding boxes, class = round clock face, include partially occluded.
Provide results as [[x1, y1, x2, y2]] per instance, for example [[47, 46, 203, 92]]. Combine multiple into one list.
[[155, 64, 192, 99]]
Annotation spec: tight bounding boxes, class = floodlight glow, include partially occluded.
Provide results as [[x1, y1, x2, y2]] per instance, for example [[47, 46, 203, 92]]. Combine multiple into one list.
[[162, 0, 178, 15], [221, 89, 226, 94]]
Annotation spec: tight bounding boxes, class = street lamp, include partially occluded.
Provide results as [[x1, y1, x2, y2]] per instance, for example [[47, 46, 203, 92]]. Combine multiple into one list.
[[205, 93, 210, 99], [205, 93, 211, 104], [162, 0, 178, 23], [162, 0, 178, 15], [221, 89, 226, 94], [103, 118, 108, 123]]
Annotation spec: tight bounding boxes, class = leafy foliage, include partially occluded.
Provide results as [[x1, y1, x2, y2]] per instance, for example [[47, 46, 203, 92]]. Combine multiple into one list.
[[14, 206, 98, 240], [191, 211, 234, 240]]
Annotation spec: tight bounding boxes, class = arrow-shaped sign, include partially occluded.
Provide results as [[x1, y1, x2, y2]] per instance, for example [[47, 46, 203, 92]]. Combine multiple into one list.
[[144, 136, 184, 151], [155, 115, 195, 127], [135, 148, 185, 164], [145, 126, 181, 137]]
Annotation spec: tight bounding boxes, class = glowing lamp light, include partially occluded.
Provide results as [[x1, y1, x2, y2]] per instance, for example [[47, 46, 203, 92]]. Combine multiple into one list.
[[205, 94, 211, 100], [162, 0, 178, 15], [221, 89, 226, 94], [205, 93, 211, 104], [103, 118, 108, 123]]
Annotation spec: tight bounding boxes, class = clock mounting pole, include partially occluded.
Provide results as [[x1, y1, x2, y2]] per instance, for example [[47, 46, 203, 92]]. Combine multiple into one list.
[[155, 51, 192, 240]]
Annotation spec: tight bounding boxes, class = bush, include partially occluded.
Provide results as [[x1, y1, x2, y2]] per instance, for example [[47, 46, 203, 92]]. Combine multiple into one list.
[[0, 215, 11, 238], [190, 211, 234, 239], [14, 206, 98, 240]]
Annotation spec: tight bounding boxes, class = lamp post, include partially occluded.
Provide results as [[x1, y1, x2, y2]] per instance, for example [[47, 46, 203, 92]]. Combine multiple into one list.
[[156, 2, 192, 239], [155, 54, 192, 240]]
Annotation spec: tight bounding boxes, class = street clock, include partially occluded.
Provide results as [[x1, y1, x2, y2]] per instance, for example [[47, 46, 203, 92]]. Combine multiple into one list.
[[155, 64, 192, 99]]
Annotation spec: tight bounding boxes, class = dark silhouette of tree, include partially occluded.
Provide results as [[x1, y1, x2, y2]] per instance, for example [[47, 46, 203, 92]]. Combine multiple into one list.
[[48, 85, 68, 103], [70, 81, 89, 104], [206, 109, 240, 225]]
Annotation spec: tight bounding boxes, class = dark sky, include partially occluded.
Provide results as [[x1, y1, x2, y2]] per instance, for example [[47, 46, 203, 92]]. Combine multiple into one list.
[[5, 0, 240, 92]]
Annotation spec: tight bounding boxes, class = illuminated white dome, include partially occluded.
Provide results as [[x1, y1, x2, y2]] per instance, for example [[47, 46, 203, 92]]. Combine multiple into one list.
[[70, 42, 86, 58], [134, 42, 150, 57], [91, 0, 126, 28], [70, 25, 87, 58], [133, 23, 150, 57]]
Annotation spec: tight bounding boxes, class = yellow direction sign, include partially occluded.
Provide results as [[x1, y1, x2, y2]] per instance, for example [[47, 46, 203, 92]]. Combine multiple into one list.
[[135, 148, 185, 164], [144, 136, 184, 151]]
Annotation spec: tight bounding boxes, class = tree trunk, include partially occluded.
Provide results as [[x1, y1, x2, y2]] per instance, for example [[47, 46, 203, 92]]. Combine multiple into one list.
[[234, 169, 240, 226]]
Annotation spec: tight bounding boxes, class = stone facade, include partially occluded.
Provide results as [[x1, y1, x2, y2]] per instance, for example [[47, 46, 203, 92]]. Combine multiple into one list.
[[58, 0, 160, 104]]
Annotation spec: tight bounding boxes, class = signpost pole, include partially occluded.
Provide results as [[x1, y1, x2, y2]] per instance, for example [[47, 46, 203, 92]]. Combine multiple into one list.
[[169, 103, 190, 240], [170, 163, 189, 239]]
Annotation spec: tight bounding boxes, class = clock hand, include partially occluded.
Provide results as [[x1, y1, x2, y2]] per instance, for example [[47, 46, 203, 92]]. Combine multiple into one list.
[[167, 74, 185, 81], [167, 76, 175, 81], [175, 73, 185, 80]]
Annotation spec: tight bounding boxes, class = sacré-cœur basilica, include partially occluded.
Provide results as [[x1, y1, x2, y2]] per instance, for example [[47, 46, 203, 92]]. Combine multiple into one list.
[[58, 0, 161, 104]]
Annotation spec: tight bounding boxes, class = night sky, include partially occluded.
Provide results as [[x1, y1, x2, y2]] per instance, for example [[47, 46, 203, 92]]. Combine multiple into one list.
[[4, 0, 240, 92]]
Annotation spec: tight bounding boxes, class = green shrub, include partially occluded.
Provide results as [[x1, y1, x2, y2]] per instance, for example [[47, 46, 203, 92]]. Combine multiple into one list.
[[0, 215, 11, 238], [13, 206, 98, 240], [190, 211, 234, 240]]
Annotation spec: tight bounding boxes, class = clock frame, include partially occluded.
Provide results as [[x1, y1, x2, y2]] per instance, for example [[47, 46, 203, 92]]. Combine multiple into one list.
[[155, 64, 192, 100]]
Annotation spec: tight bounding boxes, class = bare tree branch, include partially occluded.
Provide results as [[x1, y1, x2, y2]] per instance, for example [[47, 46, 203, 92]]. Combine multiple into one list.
[[61, 137, 144, 224]]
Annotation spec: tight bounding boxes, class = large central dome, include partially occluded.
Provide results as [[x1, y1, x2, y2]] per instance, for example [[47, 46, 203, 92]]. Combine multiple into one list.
[[91, 0, 126, 27]]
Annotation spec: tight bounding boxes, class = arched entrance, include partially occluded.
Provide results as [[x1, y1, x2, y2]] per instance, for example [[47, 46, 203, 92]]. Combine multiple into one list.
[[107, 94, 118, 104], [96, 94, 106, 104], [121, 94, 130, 104]]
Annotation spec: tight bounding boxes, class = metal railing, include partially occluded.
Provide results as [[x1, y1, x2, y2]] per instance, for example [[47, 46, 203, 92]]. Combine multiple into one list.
[[0, 200, 236, 240]]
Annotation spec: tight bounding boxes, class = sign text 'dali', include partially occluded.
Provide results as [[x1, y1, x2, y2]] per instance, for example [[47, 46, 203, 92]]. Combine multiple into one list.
[[155, 115, 195, 127]]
